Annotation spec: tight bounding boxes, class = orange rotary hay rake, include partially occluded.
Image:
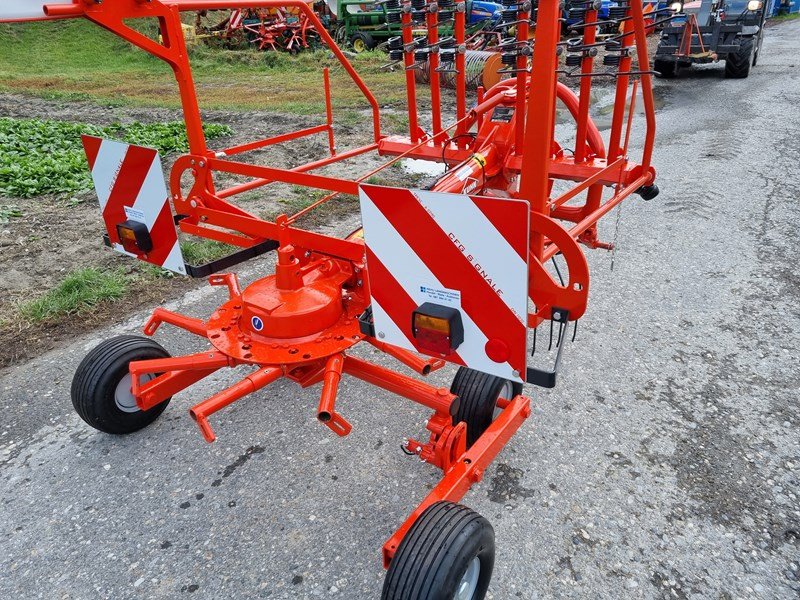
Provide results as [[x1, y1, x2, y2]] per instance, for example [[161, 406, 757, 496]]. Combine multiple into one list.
[[4, 0, 658, 597]]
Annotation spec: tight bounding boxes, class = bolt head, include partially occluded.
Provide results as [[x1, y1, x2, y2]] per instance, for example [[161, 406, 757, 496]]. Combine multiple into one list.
[[378, 332, 386, 339]]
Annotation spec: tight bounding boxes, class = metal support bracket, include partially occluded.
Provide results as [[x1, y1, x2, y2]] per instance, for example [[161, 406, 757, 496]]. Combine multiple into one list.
[[526, 307, 569, 388]]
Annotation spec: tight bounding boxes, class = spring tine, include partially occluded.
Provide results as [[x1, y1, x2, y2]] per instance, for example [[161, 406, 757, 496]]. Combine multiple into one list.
[[532, 326, 537, 356], [551, 255, 565, 286], [548, 317, 554, 351], [572, 319, 579, 343], [556, 320, 564, 348]]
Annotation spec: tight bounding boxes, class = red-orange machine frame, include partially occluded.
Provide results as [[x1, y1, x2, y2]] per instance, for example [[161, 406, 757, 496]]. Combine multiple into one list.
[[38, 0, 657, 571]]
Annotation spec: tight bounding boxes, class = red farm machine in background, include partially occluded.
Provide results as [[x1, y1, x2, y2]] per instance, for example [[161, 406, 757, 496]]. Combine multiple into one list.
[[3, 0, 658, 597], [194, 5, 319, 51]]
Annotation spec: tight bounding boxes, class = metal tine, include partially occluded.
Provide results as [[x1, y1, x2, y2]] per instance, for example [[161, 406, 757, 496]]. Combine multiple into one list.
[[548, 317, 554, 351], [572, 319, 579, 343], [551, 254, 565, 287]]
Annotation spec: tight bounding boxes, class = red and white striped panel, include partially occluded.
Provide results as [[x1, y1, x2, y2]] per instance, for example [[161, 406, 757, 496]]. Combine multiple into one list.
[[82, 136, 185, 275], [359, 185, 529, 383], [229, 9, 244, 29], [0, 1, 74, 22]]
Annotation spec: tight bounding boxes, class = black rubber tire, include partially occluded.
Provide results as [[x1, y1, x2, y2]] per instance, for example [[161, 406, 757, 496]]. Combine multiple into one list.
[[382, 502, 495, 600], [654, 58, 677, 78], [725, 37, 754, 79], [350, 32, 375, 53], [451, 367, 523, 448], [71, 335, 172, 434]]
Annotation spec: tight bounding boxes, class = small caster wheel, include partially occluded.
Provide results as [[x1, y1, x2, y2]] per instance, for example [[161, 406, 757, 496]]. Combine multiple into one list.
[[382, 501, 495, 600], [71, 335, 172, 434], [451, 367, 523, 447], [636, 184, 659, 201]]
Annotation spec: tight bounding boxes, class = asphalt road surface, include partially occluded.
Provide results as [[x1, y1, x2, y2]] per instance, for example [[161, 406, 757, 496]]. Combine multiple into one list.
[[2, 20, 799, 600]]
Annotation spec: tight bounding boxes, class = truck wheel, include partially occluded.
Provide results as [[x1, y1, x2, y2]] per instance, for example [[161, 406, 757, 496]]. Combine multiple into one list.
[[382, 502, 495, 600], [350, 32, 375, 53], [654, 59, 677, 78], [725, 37, 754, 78], [71, 335, 172, 434], [451, 367, 523, 448]]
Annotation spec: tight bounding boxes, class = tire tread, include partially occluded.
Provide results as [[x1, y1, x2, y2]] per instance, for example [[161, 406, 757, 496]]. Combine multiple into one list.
[[383, 501, 494, 600], [725, 37, 754, 78]]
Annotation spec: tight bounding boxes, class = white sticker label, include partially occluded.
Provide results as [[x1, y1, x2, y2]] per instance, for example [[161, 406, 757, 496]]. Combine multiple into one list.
[[124, 206, 146, 223], [454, 166, 472, 181], [419, 284, 461, 308]]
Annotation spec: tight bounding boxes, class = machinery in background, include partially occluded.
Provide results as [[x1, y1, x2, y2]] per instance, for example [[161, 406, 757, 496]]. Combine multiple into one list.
[[654, 0, 771, 77], [327, 0, 505, 51]]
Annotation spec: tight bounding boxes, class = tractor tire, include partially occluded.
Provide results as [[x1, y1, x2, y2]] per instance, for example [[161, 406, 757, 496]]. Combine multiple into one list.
[[654, 59, 678, 78], [350, 32, 375, 53], [382, 501, 495, 600], [71, 335, 172, 435], [451, 367, 523, 448], [725, 37, 754, 78]]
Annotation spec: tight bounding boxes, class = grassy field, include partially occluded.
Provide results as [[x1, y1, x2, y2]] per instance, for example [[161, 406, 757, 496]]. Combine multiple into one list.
[[0, 19, 410, 115]]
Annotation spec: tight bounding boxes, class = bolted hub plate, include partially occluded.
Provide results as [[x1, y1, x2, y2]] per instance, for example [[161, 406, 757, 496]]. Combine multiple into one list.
[[205, 272, 368, 365], [207, 297, 365, 365]]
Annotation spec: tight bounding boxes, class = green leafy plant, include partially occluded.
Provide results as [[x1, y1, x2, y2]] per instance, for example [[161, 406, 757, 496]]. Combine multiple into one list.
[[0, 117, 231, 198], [0, 204, 23, 223]]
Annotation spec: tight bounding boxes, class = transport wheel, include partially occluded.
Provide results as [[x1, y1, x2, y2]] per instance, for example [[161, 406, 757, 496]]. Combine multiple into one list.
[[351, 32, 375, 53], [724, 37, 754, 78], [382, 501, 495, 600], [653, 59, 677, 78], [71, 335, 172, 434], [451, 367, 523, 448]]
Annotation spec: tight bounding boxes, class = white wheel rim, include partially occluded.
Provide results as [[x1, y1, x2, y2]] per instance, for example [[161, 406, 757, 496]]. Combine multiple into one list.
[[455, 556, 481, 600], [492, 381, 514, 420], [114, 373, 154, 413]]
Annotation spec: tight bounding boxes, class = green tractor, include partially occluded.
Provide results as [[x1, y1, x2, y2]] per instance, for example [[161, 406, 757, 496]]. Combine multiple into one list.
[[325, 0, 504, 52]]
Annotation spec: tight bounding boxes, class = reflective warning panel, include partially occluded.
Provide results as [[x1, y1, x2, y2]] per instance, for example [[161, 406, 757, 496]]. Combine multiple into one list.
[[0, 1, 75, 22], [82, 136, 185, 275], [359, 185, 529, 383]]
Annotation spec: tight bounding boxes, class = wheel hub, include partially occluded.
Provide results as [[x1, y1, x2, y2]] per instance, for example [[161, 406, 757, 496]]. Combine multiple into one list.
[[456, 556, 481, 600]]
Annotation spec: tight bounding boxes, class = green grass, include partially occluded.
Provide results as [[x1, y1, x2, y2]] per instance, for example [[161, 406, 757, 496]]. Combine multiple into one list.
[[180, 239, 235, 265], [0, 117, 231, 198], [19, 267, 127, 322], [771, 12, 800, 21], [0, 21, 410, 114]]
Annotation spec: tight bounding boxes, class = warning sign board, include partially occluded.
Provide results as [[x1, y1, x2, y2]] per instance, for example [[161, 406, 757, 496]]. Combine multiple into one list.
[[359, 184, 529, 383], [83, 136, 185, 275]]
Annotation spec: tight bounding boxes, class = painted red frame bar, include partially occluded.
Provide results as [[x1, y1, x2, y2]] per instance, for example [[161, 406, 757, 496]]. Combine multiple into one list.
[[382, 394, 532, 566]]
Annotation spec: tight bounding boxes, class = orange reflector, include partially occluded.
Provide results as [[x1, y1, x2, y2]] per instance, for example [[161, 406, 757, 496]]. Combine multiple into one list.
[[411, 303, 464, 356], [116, 220, 153, 255], [413, 314, 450, 334]]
